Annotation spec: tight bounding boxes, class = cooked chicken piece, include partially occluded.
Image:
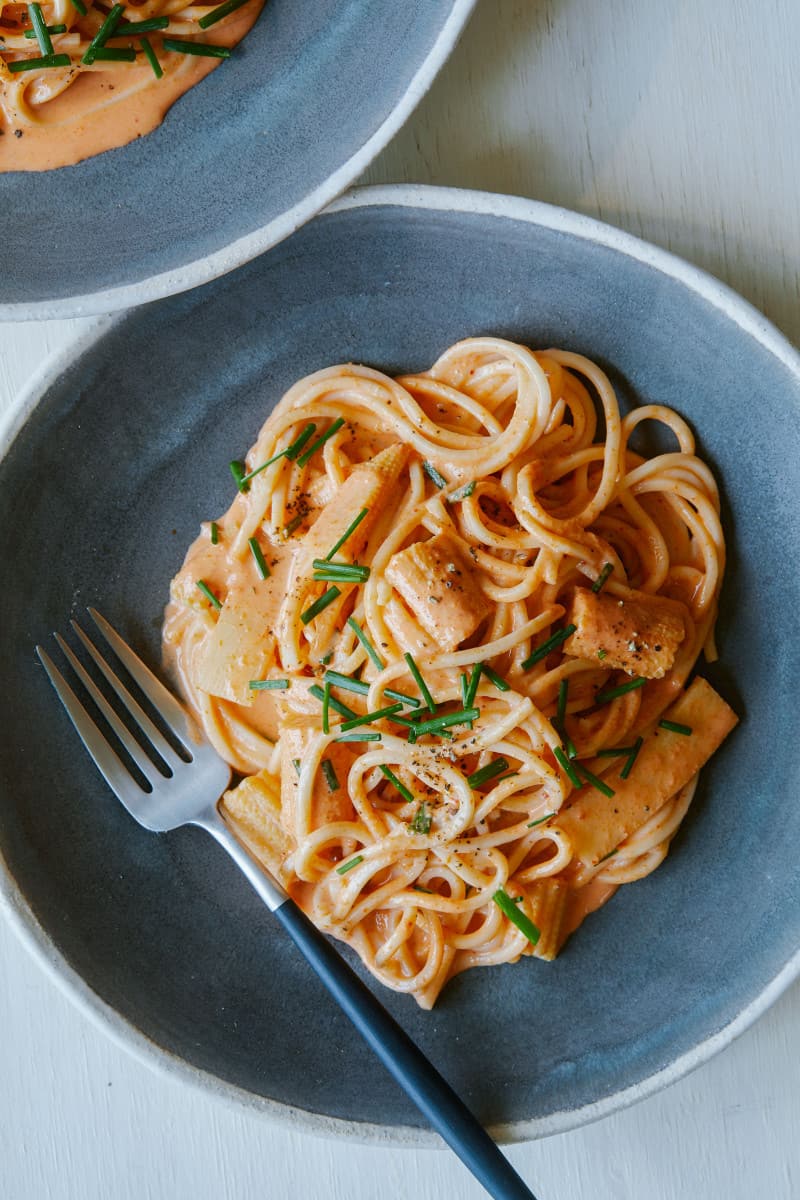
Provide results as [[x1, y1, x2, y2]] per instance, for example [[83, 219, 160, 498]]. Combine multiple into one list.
[[279, 718, 356, 841], [554, 677, 738, 869], [564, 587, 686, 678], [385, 530, 492, 653]]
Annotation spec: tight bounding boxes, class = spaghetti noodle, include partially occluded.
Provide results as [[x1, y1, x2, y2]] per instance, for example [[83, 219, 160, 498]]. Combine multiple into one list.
[[164, 337, 737, 1008]]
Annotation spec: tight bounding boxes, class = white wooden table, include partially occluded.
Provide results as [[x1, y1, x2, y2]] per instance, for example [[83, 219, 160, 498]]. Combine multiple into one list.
[[2, 2, 799, 1197]]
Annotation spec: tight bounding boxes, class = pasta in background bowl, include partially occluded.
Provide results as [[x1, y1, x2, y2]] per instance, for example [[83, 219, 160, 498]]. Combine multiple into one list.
[[1, 187, 798, 1142]]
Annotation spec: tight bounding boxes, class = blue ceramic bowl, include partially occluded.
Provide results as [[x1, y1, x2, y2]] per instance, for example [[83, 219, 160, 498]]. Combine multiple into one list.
[[1, 186, 799, 1142], [0, 2, 474, 320]]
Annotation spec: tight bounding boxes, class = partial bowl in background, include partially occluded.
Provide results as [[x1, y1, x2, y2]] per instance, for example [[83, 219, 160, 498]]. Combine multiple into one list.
[[1, 186, 799, 1142], [0, 1, 475, 320]]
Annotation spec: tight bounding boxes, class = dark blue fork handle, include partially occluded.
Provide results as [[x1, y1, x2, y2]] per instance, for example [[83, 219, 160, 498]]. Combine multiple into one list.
[[274, 899, 538, 1200]]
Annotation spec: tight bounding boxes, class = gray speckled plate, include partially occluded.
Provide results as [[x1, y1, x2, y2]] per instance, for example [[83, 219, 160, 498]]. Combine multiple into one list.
[[1, 186, 799, 1144], [0, 1, 474, 320]]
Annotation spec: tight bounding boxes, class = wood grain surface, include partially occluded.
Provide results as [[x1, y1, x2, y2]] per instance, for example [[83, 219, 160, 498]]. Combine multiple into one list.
[[2, 2, 799, 1197]]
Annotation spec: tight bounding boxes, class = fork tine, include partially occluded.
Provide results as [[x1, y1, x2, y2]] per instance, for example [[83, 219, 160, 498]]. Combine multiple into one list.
[[88, 608, 196, 752], [54, 633, 169, 787], [70, 620, 184, 769], [35, 646, 145, 812]]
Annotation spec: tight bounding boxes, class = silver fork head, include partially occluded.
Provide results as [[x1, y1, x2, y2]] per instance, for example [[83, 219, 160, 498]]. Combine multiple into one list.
[[36, 609, 231, 832]]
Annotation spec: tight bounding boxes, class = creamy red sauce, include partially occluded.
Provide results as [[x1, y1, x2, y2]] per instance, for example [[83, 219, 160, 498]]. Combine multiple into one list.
[[0, 0, 263, 171]]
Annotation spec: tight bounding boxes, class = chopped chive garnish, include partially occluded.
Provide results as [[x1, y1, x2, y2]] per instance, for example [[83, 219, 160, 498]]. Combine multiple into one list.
[[422, 461, 447, 489], [285, 423, 318, 460], [413, 885, 433, 894], [336, 854, 363, 875], [229, 459, 248, 492], [482, 663, 510, 692], [598, 847, 619, 864], [309, 683, 356, 720], [521, 624, 577, 670], [282, 512, 305, 538], [493, 889, 540, 946], [300, 587, 340, 625], [198, 0, 249, 28], [239, 436, 308, 487], [464, 662, 483, 709], [411, 707, 479, 737], [556, 679, 568, 726], [210, 521, 219, 545], [322, 682, 331, 734], [249, 679, 289, 690], [340, 703, 403, 732], [528, 812, 556, 828], [467, 757, 510, 789], [321, 758, 339, 791], [594, 676, 646, 705], [312, 562, 370, 583], [92, 46, 136, 61], [346, 617, 384, 670], [449, 481, 475, 502], [403, 652, 436, 714], [459, 672, 469, 707], [8, 52, 70, 71], [162, 37, 231, 57], [334, 732, 382, 743], [71, 0, 87, 13], [112, 16, 169, 33], [564, 733, 578, 760], [574, 762, 615, 799], [82, 3, 124, 63], [410, 802, 432, 835], [596, 745, 638, 758], [597, 649, 607, 660], [296, 417, 345, 467], [592, 562, 614, 593], [29, 4, 54, 54], [554, 745, 582, 788], [385, 688, 421, 708], [291, 758, 301, 776], [658, 719, 693, 736], [140, 35, 163, 76], [620, 736, 644, 780], [323, 507, 369, 561], [320, 651, 333, 665], [324, 670, 369, 696], [248, 537, 270, 579], [196, 579, 222, 610], [23, 22, 67, 36], [379, 765, 415, 804]]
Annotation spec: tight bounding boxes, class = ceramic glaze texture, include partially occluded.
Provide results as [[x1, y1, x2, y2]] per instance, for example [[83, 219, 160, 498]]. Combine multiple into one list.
[[1, 195, 799, 1138], [0, 1, 473, 317]]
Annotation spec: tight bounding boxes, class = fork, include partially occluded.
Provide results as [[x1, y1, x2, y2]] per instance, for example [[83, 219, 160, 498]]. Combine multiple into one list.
[[36, 609, 538, 1200]]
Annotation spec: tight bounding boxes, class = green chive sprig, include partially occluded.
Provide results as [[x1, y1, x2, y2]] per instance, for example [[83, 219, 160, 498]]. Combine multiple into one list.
[[321, 757, 339, 791], [248, 537, 270, 579], [482, 663, 510, 692], [336, 855, 363, 875], [29, 3, 53, 54], [248, 679, 289, 690], [465, 662, 482, 709], [324, 670, 369, 697], [403, 652, 436, 713], [594, 676, 646, 705], [237, 424, 317, 488], [8, 52, 70, 71], [467, 757, 510, 789], [410, 707, 479, 737], [574, 762, 615, 798], [324, 507, 369, 561], [554, 745, 581, 788], [380, 765, 415, 804], [82, 3, 124, 63], [296, 417, 345, 467], [347, 617, 384, 670], [312, 561, 370, 584], [597, 847, 619, 864], [410, 802, 432, 834], [493, 889, 540, 946], [528, 812, 556, 828], [309, 684, 355, 720], [340, 703, 404, 732], [162, 37, 231, 57], [198, 0, 249, 28], [592, 562, 614, 593], [322, 682, 331, 734], [449, 481, 475, 502], [658, 719, 693, 736], [522, 624, 577, 670], [140, 34, 161, 75], [71, 0, 87, 13], [113, 16, 169, 33], [196, 579, 222, 610], [210, 521, 219, 545], [620, 736, 644, 780], [23, 22, 67, 37], [300, 587, 340, 625], [422, 461, 447, 489], [334, 732, 382, 743]]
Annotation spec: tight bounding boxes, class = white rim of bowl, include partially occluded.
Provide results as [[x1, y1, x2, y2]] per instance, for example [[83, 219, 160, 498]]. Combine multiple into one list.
[[1, 184, 800, 1146], [0, 1, 477, 323]]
